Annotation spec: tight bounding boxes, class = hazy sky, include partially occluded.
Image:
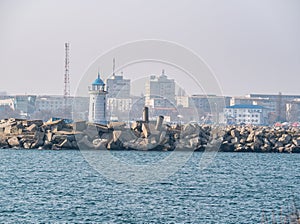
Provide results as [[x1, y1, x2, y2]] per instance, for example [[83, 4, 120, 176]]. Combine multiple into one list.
[[0, 0, 299, 97]]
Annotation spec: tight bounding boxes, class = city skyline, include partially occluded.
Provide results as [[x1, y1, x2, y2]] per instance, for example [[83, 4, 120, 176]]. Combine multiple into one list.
[[1, 68, 300, 98]]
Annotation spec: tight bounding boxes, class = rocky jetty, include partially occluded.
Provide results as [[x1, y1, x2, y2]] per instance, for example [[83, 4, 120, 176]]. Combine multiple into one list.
[[0, 117, 300, 153], [220, 125, 300, 153]]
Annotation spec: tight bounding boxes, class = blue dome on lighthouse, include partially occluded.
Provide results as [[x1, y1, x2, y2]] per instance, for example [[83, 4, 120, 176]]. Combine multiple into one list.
[[92, 73, 104, 85]]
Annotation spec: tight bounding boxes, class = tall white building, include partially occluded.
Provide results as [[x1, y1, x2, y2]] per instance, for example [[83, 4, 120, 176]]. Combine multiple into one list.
[[106, 74, 130, 98], [88, 73, 108, 124], [106, 73, 132, 118], [145, 70, 175, 108]]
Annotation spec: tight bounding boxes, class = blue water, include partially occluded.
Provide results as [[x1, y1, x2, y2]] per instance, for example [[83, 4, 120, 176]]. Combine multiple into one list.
[[0, 149, 299, 223]]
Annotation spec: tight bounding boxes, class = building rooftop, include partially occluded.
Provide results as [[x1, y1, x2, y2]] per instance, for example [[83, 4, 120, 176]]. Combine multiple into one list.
[[226, 104, 265, 109]]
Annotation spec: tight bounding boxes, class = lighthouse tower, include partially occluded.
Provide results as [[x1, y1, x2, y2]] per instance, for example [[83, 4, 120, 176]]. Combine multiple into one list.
[[88, 73, 108, 124]]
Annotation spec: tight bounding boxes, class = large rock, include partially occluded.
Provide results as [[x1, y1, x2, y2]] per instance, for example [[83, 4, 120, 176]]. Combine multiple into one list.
[[131, 121, 142, 132], [31, 131, 45, 148], [93, 138, 107, 150], [181, 123, 200, 138], [44, 119, 65, 133], [113, 130, 136, 143], [106, 138, 121, 150], [27, 124, 38, 132], [292, 138, 300, 146], [274, 141, 284, 149], [8, 136, 20, 148], [142, 123, 151, 138], [23, 141, 32, 149], [189, 137, 200, 148], [246, 131, 255, 142], [22, 120, 44, 127], [45, 131, 53, 142], [77, 135, 96, 150], [230, 137, 239, 144], [108, 122, 126, 130], [100, 132, 113, 142], [83, 124, 101, 140], [4, 126, 11, 134], [159, 131, 167, 145], [278, 134, 292, 144], [58, 138, 73, 149], [230, 129, 240, 138], [43, 140, 53, 149], [0, 135, 8, 148], [155, 116, 164, 131], [73, 121, 87, 132]]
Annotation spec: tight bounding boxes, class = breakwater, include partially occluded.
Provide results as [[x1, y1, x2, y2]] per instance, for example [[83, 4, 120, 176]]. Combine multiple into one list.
[[0, 117, 300, 153]]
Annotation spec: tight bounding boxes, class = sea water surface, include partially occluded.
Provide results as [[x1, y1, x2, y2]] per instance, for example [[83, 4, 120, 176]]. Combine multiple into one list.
[[0, 149, 299, 223]]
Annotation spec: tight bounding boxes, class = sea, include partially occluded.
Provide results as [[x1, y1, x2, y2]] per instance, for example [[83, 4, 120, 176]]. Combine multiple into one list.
[[0, 149, 299, 223]]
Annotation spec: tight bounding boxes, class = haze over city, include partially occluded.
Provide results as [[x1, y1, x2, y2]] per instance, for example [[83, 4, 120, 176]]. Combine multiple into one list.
[[0, 0, 299, 96], [2, 2, 300, 223]]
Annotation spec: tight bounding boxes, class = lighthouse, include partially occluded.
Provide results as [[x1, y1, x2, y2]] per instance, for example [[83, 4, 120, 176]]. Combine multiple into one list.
[[88, 72, 108, 124]]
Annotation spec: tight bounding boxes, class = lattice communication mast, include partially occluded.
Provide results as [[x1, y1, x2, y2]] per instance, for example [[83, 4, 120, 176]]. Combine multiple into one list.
[[64, 42, 70, 97]]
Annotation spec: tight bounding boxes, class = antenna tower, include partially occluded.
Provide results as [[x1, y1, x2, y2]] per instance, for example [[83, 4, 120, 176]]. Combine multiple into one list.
[[64, 42, 70, 97], [112, 58, 116, 76]]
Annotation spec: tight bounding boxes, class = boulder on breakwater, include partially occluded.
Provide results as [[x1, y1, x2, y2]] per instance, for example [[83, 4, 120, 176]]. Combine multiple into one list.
[[0, 117, 300, 153]]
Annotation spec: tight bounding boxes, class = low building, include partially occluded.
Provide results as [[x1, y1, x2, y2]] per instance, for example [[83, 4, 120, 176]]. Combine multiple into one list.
[[107, 98, 132, 113], [176, 95, 189, 108], [0, 98, 15, 110], [224, 104, 267, 125], [147, 97, 175, 109], [286, 99, 300, 122], [35, 95, 89, 120], [15, 95, 36, 117], [189, 95, 230, 113], [230, 96, 255, 106], [36, 96, 65, 111], [249, 93, 300, 121]]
